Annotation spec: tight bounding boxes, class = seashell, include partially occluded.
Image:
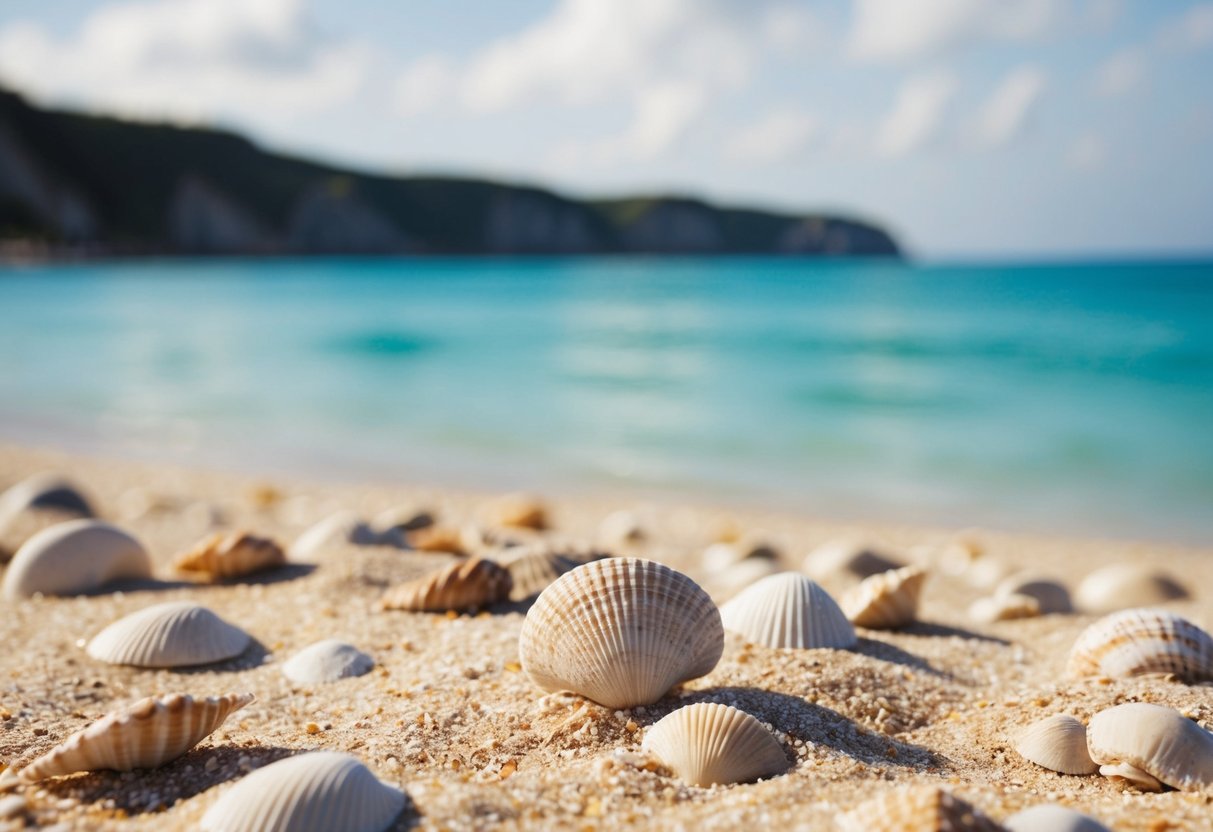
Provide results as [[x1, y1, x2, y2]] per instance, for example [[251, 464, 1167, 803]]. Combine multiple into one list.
[[838, 786, 1004, 832], [802, 538, 903, 582], [481, 492, 548, 530], [701, 538, 779, 574], [405, 525, 468, 555], [87, 601, 251, 668], [18, 692, 253, 782], [288, 511, 379, 562], [1065, 609, 1213, 682], [1013, 714, 1098, 775], [0, 472, 94, 517], [1004, 805, 1110, 832], [373, 504, 434, 535], [1075, 564, 1190, 614], [175, 531, 286, 581], [641, 703, 788, 786], [200, 751, 405, 832], [1, 520, 151, 599], [841, 566, 926, 629], [719, 572, 856, 649], [969, 593, 1040, 624], [282, 639, 374, 683], [498, 546, 609, 602], [518, 558, 722, 708], [995, 574, 1072, 614], [598, 510, 645, 547], [1086, 702, 1213, 792], [378, 557, 512, 612], [707, 557, 780, 600]]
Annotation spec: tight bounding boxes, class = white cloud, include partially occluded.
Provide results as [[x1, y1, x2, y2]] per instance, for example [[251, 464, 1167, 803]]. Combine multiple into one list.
[[1155, 3, 1213, 52], [727, 107, 818, 163], [973, 65, 1046, 147], [614, 81, 708, 160], [393, 54, 456, 117], [1094, 48, 1144, 97], [847, 0, 1060, 63], [874, 71, 959, 158], [1068, 133, 1106, 169]]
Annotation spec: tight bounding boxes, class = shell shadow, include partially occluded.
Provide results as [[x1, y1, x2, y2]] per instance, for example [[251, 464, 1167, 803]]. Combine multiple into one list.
[[852, 637, 951, 679], [192, 563, 318, 587], [899, 621, 1010, 644], [172, 638, 270, 675], [89, 577, 197, 594]]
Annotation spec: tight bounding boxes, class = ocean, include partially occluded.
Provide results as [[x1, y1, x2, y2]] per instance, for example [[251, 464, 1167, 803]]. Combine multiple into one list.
[[1, 257, 1211, 543]]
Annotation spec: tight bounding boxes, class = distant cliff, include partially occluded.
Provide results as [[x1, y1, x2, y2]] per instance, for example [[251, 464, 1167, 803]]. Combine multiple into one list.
[[0, 88, 901, 258]]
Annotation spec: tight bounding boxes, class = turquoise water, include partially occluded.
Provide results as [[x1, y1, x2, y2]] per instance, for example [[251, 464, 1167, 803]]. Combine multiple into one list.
[[1, 257, 1211, 542]]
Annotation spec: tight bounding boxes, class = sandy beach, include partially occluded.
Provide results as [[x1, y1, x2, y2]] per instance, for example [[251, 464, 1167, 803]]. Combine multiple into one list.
[[0, 441, 1210, 831]]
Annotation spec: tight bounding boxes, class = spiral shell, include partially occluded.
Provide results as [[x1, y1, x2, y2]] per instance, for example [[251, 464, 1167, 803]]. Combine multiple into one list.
[[18, 692, 253, 782], [282, 639, 374, 684], [175, 531, 286, 581], [994, 574, 1072, 614], [1087, 703, 1213, 792], [1065, 609, 1213, 682], [200, 751, 406, 832], [1004, 806, 1110, 832], [2, 520, 151, 599], [641, 703, 788, 786], [838, 786, 1004, 831], [1013, 714, 1098, 775], [87, 601, 252, 668], [802, 538, 903, 582], [1075, 564, 1190, 614], [720, 572, 856, 650], [518, 558, 723, 709], [841, 566, 926, 629], [499, 545, 609, 602], [379, 557, 512, 612]]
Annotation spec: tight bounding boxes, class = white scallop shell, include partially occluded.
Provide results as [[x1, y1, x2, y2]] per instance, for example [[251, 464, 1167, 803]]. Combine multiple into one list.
[[282, 640, 374, 684], [838, 786, 1004, 832], [1087, 703, 1213, 793], [1074, 564, 1190, 614], [995, 574, 1072, 614], [1013, 714, 1098, 775], [720, 572, 856, 649], [841, 566, 926, 629], [1065, 609, 1213, 681], [802, 538, 903, 582], [1004, 805, 1111, 832], [641, 703, 788, 786], [18, 692, 253, 782], [969, 593, 1040, 623], [288, 511, 379, 562], [518, 558, 723, 709], [87, 601, 252, 668], [1, 520, 151, 599], [200, 751, 405, 832]]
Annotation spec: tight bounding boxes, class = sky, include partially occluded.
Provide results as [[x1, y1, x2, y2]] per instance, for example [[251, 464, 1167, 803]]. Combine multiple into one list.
[[1, 0, 1211, 258]]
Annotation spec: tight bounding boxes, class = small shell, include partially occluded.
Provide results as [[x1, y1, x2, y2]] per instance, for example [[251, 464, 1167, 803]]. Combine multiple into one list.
[[87, 601, 251, 668], [288, 511, 379, 562], [18, 693, 253, 782], [841, 566, 926, 629], [1075, 564, 1190, 614], [597, 510, 645, 547], [0, 473, 94, 517], [1004, 805, 1110, 832], [200, 751, 405, 832], [802, 538, 904, 582], [405, 525, 468, 555], [518, 558, 723, 708], [838, 786, 1004, 832], [481, 492, 548, 530], [1, 520, 151, 599], [378, 558, 512, 612], [641, 703, 788, 786], [969, 593, 1040, 623], [702, 538, 779, 573], [1065, 609, 1213, 681], [1013, 714, 1098, 775], [282, 640, 374, 683], [373, 505, 434, 535], [1087, 702, 1213, 792], [995, 574, 1072, 614], [499, 547, 609, 602], [175, 531, 286, 581], [720, 573, 856, 649]]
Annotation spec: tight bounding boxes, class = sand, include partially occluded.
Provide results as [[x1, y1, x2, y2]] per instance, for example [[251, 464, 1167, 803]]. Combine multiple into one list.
[[0, 442, 1210, 831]]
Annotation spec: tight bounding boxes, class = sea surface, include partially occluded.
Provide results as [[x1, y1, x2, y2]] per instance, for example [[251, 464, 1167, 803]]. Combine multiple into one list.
[[1, 257, 1211, 543]]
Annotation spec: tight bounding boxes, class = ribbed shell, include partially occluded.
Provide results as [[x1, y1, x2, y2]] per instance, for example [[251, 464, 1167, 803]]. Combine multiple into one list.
[[379, 558, 512, 612], [288, 512, 378, 562], [1004, 805, 1111, 832], [481, 493, 548, 530], [1065, 609, 1213, 681], [200, 751, 405, 832], [175, 531, 285, 580], [1013, 714, 1098, 775], [969, 593, 1040, 623], [1087, 703, 1213, 793], [842, 566, 926, 629], [2, 520, 151, 599], [500, 546, 609, 602], [1075, 564, 1190, 614], [838, 786, 1005, 832], [87, 601, 251, 668], [720, 573, 856, 649], [641, 703, 788, 786], [282, 639, 374, 683], [802, 538, 903, 582], [518, 558, 723, 708], [18, 692, 253, 782], [995, 575, 1072, 614]]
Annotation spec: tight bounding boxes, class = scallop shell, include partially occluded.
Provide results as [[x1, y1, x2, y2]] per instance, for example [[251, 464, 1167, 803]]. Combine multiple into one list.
[[1, 520, 151, 599], [378, 557, 512, 612], [802, 538, 903, 582], [518, 558, 723, 708], [841, 566, 926, 629], [597, 510, 645, 547], [1004, 805, 1110, 832], [282, 639, 374, 683], [641, 703, 788, 786], [200, 751, 405, 832], [1065, 609, 1213, 681], [1075, 564, 1190, 614], [175, 531, 286, 581], [499, 547, 609, 602], [1086, 702, 1213, 792], [481, 492, 548, 530], [995, 574, 1072, 614], [1013, 714, 1098, 775], [969, 593, 1040, 623], [838, 786, 1004, 832], [720, 572, 856, 649], [87, 601, 252, 668], [18, 692, 253, 782], [288, 511, 379, 562]]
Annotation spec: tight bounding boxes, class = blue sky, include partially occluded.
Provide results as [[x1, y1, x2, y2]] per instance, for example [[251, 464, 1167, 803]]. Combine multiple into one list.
[[1, 0, 1211, 257]]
